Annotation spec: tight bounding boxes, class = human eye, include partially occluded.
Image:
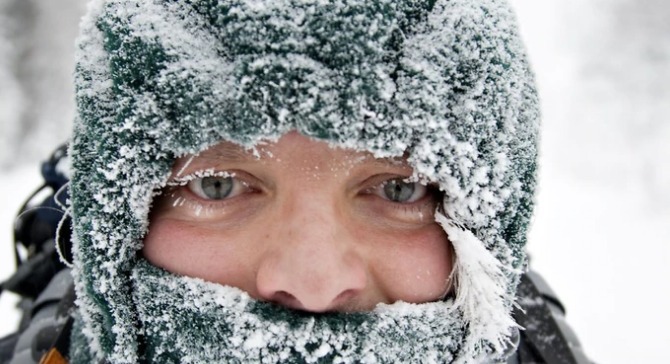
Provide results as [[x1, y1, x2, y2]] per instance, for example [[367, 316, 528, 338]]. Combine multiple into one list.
[[358, 175, 442, 225], [152, 169, 263, 221], [371, 178, 428, 203], [188, 175, 241, 200], [168, 170, 253, 202]]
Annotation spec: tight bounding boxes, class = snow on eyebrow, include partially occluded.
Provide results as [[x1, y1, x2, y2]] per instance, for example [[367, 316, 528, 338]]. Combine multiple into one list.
[[167, 170, 237, 186], [174, 137, 413, 177]]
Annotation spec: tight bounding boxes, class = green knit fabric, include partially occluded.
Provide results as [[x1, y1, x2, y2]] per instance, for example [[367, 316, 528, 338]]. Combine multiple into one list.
[[131, 259, 465, 363], [70, 316, 95, 364], [69, 0, 539, 363]]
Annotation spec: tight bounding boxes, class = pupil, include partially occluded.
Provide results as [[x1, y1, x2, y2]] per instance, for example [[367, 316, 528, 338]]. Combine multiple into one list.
[[384, 180, 415, 202], [201, 177, 233, 199]]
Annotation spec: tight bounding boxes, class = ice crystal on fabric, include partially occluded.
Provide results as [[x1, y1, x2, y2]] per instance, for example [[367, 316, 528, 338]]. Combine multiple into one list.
[[131, 259, 463, 363]]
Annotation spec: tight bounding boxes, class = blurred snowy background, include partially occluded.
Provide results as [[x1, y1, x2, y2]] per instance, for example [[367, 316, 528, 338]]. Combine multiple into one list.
[[1, 1, 668, 363]]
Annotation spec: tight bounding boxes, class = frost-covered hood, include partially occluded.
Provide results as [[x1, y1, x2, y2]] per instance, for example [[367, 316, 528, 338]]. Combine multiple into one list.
[[70, 0, 539, 363]]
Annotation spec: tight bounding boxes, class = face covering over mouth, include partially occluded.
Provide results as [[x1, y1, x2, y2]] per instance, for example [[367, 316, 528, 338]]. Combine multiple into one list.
[[131, 259, 468, 363]]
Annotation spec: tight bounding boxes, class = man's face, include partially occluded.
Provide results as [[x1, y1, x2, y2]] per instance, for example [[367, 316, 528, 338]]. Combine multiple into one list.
[[143, 132, 453, 312]]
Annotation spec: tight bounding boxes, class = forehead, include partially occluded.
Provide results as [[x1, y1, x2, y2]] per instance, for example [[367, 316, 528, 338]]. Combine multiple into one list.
[[173, 133, 409, 173]]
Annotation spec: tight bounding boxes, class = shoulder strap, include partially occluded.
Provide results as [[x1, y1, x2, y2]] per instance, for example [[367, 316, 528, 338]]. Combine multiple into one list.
[[3, 143, 71, 301], [38, 318, 72, 364], [514, 272, 593, 364]]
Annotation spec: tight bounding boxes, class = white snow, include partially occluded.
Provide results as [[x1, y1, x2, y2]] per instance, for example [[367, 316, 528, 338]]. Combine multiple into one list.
[[436, 212, 519, 361], [1, 1, 669, 363]]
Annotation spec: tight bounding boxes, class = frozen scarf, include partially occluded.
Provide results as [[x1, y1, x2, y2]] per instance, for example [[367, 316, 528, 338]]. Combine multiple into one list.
[[69, 0, 539, 363]]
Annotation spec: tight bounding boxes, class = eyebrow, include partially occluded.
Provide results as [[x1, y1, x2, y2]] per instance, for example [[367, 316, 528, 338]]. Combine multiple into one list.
[[172, 143, 254, 175], [197, 143, 255, 162], [369, 155, 407, 168], [172, 143, 411, 175]]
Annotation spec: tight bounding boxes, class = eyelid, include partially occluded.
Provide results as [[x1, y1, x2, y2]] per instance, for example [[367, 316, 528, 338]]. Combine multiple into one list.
[[375, 179, 426, 203], [360, 174, 423, 194], [357, 177, 441, 225], [159, 169, 263, 219], [167, 168, 264, 204], [357, 173, 412, 192], [167, 169, 237, 186]]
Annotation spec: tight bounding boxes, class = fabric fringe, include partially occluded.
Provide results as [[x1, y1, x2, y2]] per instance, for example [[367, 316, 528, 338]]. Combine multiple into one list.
[[436, 212, 519, 363]]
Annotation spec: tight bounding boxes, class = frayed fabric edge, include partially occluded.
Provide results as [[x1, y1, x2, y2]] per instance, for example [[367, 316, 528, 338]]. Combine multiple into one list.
[[435, 212, 520, 363]]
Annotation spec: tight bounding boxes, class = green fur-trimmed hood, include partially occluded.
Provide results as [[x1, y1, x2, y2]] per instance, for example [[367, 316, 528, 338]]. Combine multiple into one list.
[[70, 0, 539, 363]]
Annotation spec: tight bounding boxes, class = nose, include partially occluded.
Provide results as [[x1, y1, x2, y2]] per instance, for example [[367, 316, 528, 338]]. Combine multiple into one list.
[[255, 197, 368, 312]]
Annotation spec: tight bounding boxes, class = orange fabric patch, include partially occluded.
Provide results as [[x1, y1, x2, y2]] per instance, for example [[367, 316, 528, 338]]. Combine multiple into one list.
[[39, 348, 68, 364]]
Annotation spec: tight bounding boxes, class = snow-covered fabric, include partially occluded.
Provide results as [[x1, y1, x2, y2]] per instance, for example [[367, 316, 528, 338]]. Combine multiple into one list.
[[69, 0, 539, 363], [131, 258, 465, 363]]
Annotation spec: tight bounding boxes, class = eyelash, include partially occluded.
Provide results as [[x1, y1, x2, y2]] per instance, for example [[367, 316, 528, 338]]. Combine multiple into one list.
[[164, 170, 259, 215], [167, 170, 236, 187], [386, 194, 441, 223], [360, 175, 442, 219], [163, 170, 441, 221]]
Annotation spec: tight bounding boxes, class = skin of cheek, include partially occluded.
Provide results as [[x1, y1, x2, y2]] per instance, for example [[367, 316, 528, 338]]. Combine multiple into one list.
[[142, 216, 262, 297], [359, 222, 454, 304], [144, 213, 454, 307]]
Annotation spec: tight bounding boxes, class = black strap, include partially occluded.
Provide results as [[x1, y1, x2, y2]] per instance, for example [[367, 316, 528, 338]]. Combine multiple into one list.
[[49, 316, 74, 363], [514, 274, 579, 364], [12, 183, 48, 268], [3, 143, 71, 301]]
